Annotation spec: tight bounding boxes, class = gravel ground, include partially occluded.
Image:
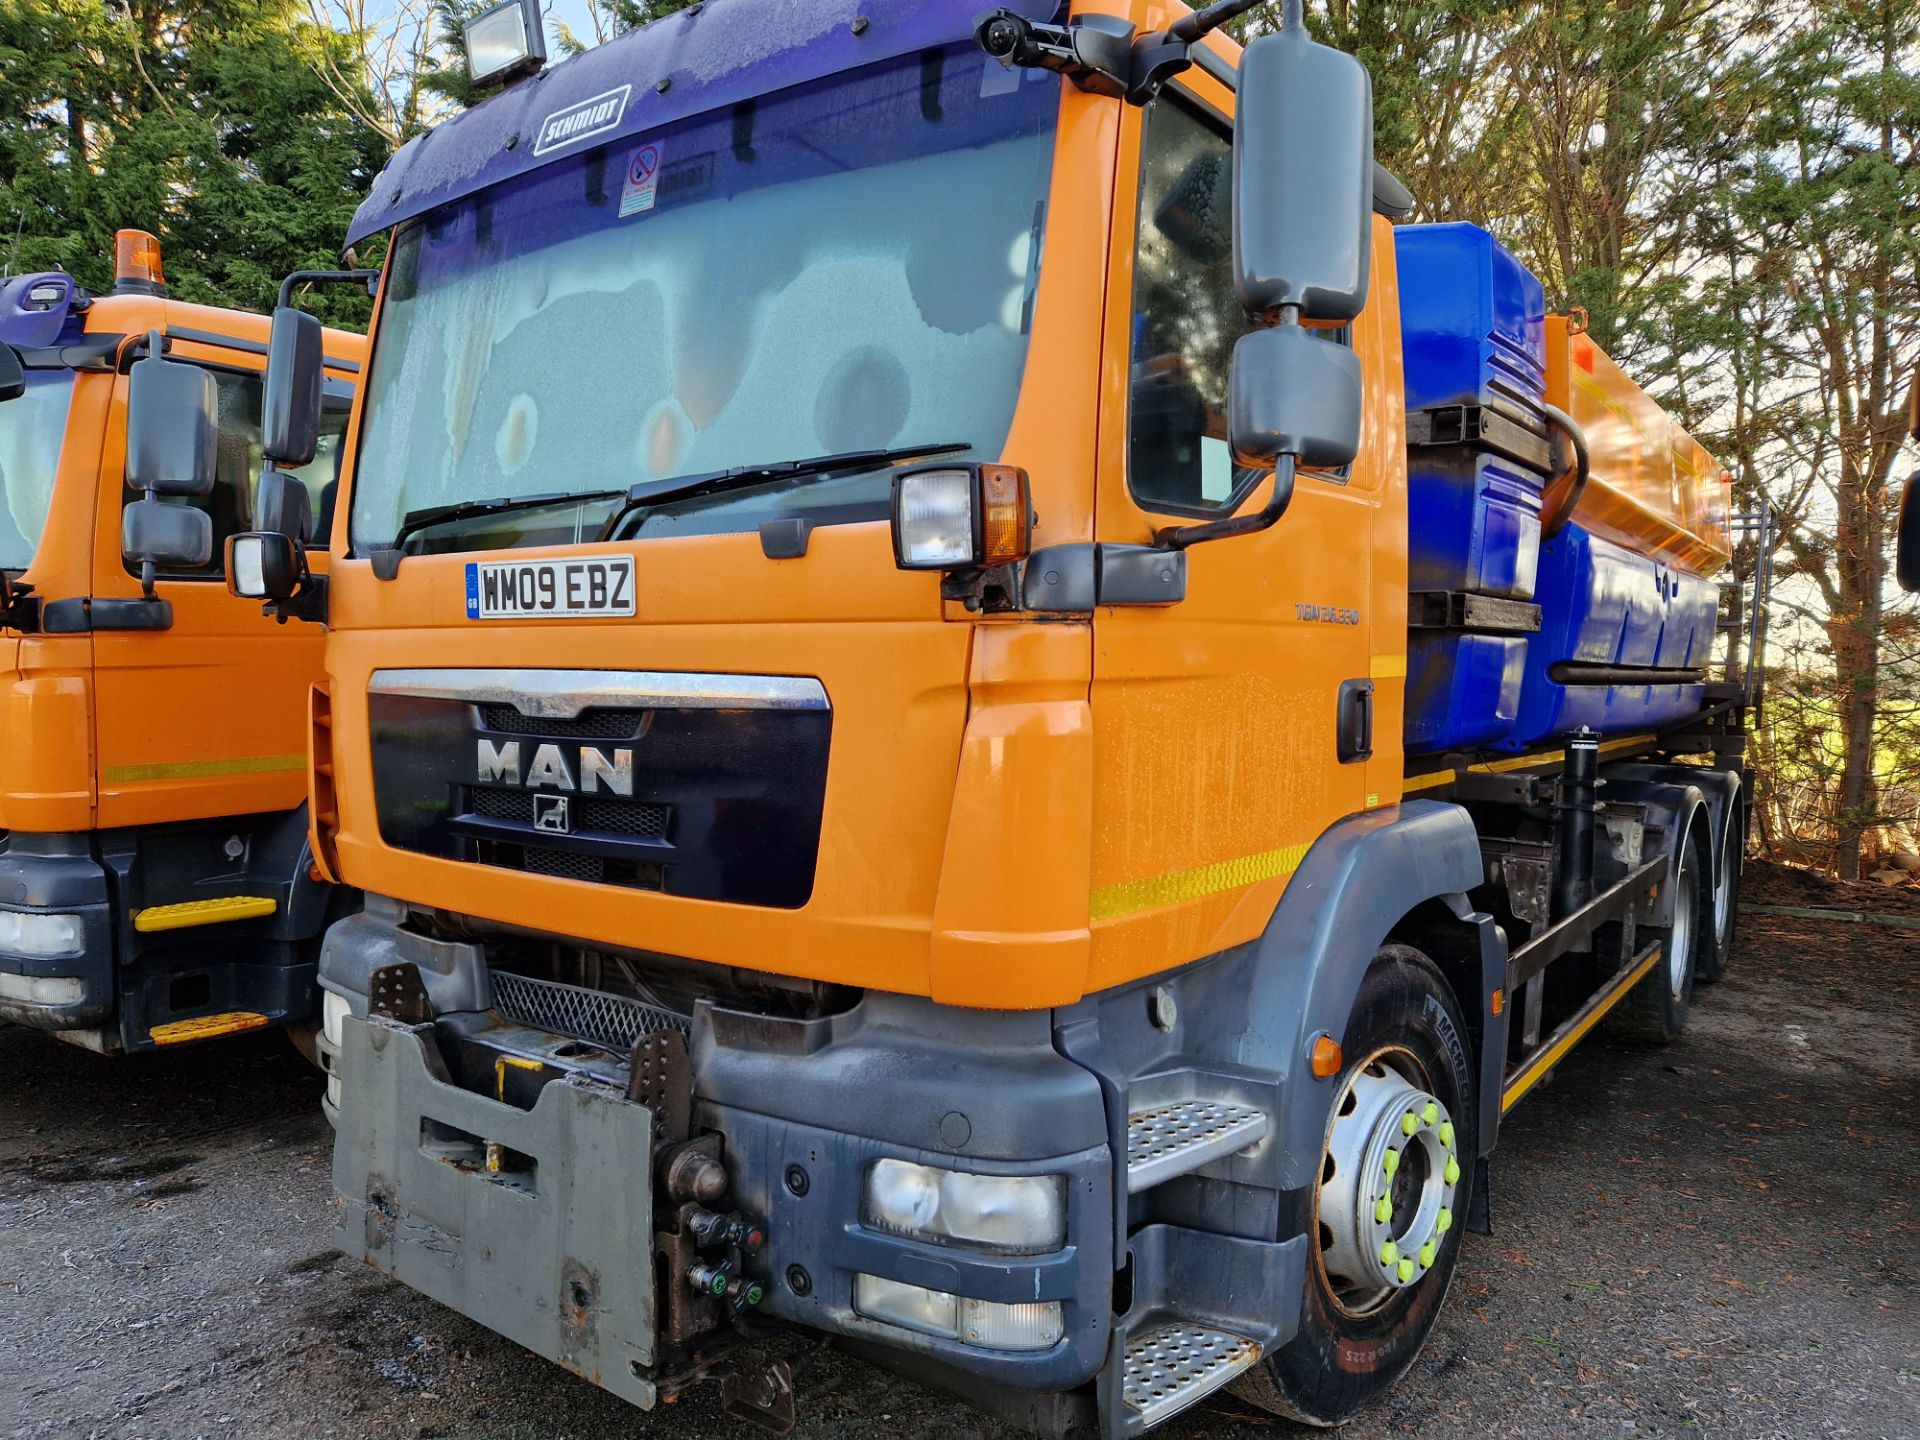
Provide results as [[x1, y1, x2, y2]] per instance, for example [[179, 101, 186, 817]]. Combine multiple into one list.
[[3, 879, 1914, 1440]]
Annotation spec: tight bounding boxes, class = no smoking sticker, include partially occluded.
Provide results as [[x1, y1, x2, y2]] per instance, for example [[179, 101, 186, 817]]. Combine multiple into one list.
[[619, 142, 663, 217]]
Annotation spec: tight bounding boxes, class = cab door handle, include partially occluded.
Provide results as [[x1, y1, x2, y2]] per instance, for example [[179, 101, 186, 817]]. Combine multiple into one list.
[[1336, 679, 1374, 763]]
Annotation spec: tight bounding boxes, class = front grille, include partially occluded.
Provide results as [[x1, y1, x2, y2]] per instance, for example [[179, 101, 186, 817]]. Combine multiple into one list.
[[524, 845, 604, 882], [468, 786, 669, 838], [476, 838, 665, 891], [490, 969, 689, 1051], [479, 704, 644, 739]]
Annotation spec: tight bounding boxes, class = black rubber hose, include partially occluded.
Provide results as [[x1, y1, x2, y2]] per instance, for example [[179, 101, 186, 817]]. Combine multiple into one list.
[[1539, 401, 1591, 542]]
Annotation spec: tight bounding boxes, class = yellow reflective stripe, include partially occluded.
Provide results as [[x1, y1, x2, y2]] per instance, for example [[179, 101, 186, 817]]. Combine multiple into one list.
[[1404, 734, 1657, 795], [1091, 841, 1309, 923], [134, 896, 278, 933], [150, 1011, 271, 1045], [1500, 944, 1662, 1113], [106, 754, 305, 784], [1369, 653, 1407, 679]]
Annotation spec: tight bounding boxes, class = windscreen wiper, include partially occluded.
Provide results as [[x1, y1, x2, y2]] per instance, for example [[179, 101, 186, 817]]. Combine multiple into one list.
[[596, 442, 971, 541], [391, 488, 625, 548]]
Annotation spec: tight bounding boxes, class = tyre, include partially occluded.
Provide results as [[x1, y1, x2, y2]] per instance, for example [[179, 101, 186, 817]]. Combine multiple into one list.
[[1696, 811, 1741, 984], [1608, 827, 1702, 1043], [1233, 945, 1474, 1425]]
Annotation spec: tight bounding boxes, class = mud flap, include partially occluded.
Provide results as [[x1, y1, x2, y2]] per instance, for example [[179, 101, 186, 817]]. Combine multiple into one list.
[[332, 1015, 657, 1407]]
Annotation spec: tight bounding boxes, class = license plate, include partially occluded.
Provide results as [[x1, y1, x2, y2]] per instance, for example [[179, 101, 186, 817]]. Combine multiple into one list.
[[465, 556, 635, 619]]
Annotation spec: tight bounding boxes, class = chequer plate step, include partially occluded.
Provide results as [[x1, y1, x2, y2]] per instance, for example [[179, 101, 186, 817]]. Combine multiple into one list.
[[150, 1011, 271, 1046], [1125, 1098, 1268, 1193], [133, 896, 277, 933], [1121, 1323, 1261, 1427]]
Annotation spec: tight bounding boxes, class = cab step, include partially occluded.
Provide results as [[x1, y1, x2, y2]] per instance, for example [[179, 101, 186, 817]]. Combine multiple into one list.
[[1125, 1098, 1267, 1193], [1120, 1322, 1261, 1428], [149, 1010, 271, 1045], [133, 895, 277, 933]]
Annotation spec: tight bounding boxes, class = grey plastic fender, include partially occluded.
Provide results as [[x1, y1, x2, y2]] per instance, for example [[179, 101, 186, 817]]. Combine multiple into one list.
[[1057, 799, 1503, 1240]]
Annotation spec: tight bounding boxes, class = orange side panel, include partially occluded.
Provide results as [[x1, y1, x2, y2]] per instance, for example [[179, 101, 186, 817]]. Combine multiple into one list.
[[928, 622, 1095, 1008], [0, 643, 95, 831], [1545, 317, 1732, 577]]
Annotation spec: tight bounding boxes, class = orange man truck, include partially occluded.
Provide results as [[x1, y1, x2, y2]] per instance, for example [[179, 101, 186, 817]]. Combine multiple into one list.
[[231, 0, 1761, 1430], [0, 232, 361, 1053]]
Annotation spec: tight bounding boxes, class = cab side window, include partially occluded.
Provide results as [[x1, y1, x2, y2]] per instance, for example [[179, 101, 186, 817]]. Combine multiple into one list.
[[1128, 98, 1349, 515], [127, 365, 349, 578]]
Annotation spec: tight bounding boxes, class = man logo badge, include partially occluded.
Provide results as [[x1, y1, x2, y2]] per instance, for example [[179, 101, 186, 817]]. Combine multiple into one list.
[[532, 85, 632, 156], [533, 794, 573, 835]]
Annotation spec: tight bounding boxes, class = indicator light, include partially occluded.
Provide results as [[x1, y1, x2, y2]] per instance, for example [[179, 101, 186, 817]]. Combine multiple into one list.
[[1309, 1032, 1343, 1079]]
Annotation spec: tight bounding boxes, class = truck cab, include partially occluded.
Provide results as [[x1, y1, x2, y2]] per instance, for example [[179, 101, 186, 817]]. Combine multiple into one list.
[[266, 0, 1754, 1432], [0, 234, 362, 1052]]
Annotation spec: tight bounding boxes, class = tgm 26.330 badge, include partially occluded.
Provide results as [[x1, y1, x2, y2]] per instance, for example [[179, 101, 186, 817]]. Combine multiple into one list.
[[465, 556, 636, 619]]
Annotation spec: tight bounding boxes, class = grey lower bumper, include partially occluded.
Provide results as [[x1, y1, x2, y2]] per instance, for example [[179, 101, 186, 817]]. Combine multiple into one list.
[[331, 1015, 657, 1407]]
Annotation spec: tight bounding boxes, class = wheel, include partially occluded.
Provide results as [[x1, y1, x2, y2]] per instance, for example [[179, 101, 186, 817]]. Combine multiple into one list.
[[1697, 813, 1740, 984], [1608, 830, 1701, 1043], [1233, 945, 1474, 1425]]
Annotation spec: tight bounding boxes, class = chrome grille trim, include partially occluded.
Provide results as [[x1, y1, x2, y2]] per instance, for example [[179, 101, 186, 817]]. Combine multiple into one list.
[[369, 668, 829, 716], [490, 969, 689, 1051]]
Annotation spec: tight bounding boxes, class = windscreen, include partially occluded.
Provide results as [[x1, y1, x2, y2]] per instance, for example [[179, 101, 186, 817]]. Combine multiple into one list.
[[0, 370, 75, 571], [352, 44, 1058, 554]]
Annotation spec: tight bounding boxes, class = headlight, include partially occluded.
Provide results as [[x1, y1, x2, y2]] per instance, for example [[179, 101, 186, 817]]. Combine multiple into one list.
[[890, 463, 1032, 571], [0, 909, 85, 959], [862, 1159, 1066, 1255], [854, 1273, 1063, 1352]]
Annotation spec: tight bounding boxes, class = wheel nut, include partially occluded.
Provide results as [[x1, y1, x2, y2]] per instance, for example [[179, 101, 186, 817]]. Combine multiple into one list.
[[1379, 1241, 1399, 1267], [1419, 1241, 1437, 1268], [1436, 1207, 1453, 1234], [1422, 1102, 1439, 1125], [1374, 1197, 1392, 1225], [1397, 1258, 1415, 1283], [1444, 1157, 1461, 1185], [1383, 1149, 1400, 1177], [1439, 1121, 1455, 1149], [1402, 1111, 1418, 1136]]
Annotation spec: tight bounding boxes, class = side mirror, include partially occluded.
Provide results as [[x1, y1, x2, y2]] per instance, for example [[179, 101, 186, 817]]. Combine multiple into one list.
[[227, 532, 302, 601], [262, 305, 324, 466], [0, 344, 23, 403], [126, 349, 217, 496], [1230, 325, 1363, 470], [1233, 25, 1373, 324], [124, 497, 212, 572], [1225, 23, 1372, 478], [256, 468, 313, 543]]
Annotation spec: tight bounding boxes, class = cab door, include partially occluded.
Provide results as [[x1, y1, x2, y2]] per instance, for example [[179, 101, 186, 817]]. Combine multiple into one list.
[[88, 335, 350, 831], [1083, 71, 1405, 995]]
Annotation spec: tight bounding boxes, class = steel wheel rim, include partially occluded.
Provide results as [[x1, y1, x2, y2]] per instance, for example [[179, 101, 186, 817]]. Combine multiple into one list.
[[1314, 1046, 1461, 1318]]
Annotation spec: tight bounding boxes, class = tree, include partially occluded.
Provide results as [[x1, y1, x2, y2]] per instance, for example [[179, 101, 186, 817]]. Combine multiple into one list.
[[1731, 0, 1920, 876], [0, 0, 389, 324]]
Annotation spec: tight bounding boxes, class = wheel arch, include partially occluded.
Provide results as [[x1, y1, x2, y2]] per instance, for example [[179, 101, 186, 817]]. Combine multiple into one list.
[[1059, 801, 1508, 1202]]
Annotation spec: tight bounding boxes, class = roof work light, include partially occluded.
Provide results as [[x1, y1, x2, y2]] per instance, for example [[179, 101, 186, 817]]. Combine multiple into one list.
[[464, 0, 547, 87]]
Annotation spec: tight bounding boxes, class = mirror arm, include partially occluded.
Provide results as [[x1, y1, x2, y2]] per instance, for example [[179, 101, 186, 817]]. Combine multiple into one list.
[[1157, 452, 1298, 551], [277, 268, 381, 309], [266, 554, 328, 626]]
